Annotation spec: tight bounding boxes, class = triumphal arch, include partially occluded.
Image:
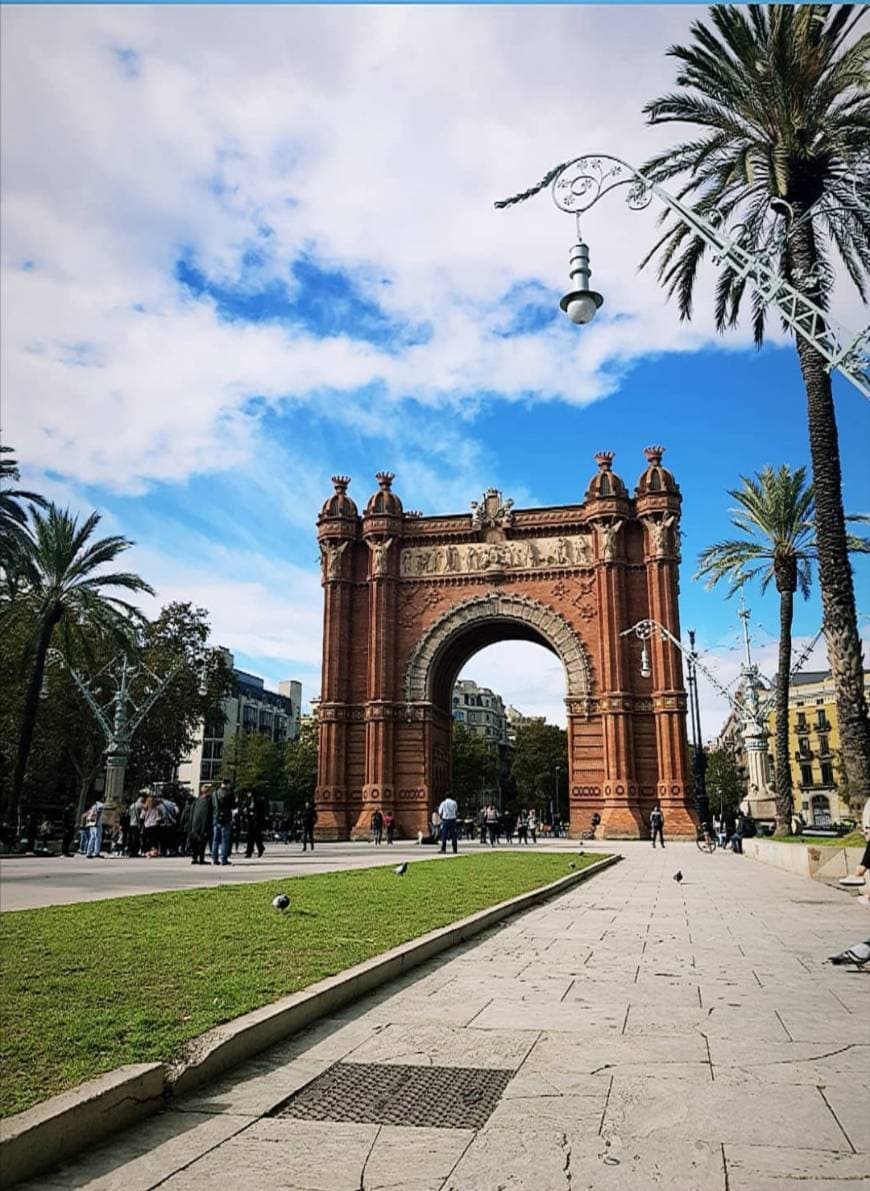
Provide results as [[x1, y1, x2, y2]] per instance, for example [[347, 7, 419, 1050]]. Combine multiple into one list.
[[315, 448, 696, 839]]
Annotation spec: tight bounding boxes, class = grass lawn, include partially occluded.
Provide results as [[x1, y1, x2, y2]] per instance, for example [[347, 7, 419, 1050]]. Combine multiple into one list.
[[0, 852, 602, 1118], [770, 831, 865, 848]]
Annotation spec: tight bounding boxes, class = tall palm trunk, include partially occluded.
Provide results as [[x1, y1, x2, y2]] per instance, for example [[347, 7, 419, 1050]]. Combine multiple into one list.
[[791, 219, 870, 815], [774, 579, 794, 834], [10, 602, 62, 821]]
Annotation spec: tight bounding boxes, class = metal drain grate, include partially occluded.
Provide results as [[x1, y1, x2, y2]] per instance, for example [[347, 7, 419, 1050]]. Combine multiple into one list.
[[270, 1061, 512, 1129]]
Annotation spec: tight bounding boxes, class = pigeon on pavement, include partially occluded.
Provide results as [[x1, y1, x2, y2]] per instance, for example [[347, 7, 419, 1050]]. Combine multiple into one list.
[[394, 862, 408, 876], [272, 894, 290, 911], [673, 871, 683, 884], [828, 939, 870, 967]]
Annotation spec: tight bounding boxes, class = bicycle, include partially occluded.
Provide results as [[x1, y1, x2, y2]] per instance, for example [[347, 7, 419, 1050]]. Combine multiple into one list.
[[696, 823, 718, 854]]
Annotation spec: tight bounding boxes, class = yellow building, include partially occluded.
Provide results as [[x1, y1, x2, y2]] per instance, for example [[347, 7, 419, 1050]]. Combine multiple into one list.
[[768, 670, 870, 826]]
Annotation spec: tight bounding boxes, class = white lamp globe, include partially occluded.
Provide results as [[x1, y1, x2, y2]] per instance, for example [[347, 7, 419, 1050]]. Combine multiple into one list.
[[565, 295, 599, 325]]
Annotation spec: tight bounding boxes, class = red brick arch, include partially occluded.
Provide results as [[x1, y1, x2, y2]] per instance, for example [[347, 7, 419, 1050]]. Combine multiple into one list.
[[315, 456, 697, 840]]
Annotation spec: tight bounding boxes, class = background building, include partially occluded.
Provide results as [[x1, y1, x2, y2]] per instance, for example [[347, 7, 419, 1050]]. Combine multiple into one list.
[[770, 670, 870, 826], [453, 679, 508, 745], [505, 704, 545, 746], [177, 649, 302, 789]]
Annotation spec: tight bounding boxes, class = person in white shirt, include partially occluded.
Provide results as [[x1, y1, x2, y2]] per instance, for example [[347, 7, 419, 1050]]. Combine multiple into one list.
[[437, 794, 459, 854]]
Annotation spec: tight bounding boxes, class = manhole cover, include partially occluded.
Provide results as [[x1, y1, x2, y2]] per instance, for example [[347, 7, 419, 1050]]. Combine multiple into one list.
[[269, 1062, 512, 1129]]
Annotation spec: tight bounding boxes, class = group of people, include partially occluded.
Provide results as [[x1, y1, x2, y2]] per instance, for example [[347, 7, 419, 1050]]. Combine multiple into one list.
[[368, 809, 396, 845], [68, 782, 320, 864]]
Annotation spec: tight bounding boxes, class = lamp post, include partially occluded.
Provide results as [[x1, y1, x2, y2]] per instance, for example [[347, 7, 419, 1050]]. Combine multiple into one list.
[[685, 630, 709, 827], [47, 649, 182, 825], [496, 153, 869, 398], [553, 763, 562, 834]]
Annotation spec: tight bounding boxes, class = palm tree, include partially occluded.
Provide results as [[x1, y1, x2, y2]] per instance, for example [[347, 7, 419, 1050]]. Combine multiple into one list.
[[641, 5, 870, 806], [0, 446, 46, 574], [697, 466, 868, 829], [6, 505, 154, 820], [697, 467, 815, 832]]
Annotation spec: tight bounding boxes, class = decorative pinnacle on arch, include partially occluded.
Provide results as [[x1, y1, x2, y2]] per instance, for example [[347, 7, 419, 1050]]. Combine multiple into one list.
[[331, 475, 351, 493], [643, 446, 665, 466], [376, 471, 395, 490], [594, 451, 615, 472]]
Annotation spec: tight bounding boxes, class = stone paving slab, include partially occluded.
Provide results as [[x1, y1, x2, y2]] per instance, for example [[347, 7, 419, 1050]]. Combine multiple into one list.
[[18, 841, 870, 1190]]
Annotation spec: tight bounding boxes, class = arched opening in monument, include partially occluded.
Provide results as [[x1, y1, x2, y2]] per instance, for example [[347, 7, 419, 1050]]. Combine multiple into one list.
[[451, 639, 568, 824], [407, 597, 586, 822]]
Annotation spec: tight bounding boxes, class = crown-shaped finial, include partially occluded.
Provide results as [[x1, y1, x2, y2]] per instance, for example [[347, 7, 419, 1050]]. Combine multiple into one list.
[[331, 475, 351, 493], [375, 471, 395, 490], [594, 451, 615, 472], [643, 446, 665, 466]]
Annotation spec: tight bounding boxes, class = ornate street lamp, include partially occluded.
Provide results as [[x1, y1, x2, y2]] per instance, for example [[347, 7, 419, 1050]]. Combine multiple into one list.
[[496, 154, 869, 398], [46, 649, 182, 825]]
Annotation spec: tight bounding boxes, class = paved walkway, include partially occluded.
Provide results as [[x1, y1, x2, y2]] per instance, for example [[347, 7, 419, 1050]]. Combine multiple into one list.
[[21, 843, 870, 1189], [2, 839, 578, 911]]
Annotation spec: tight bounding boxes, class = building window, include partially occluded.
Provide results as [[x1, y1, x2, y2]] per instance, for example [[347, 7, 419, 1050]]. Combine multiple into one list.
[[796, 712, 807, 730], [820, 762, 834, 787], [816, 710, 831, 730], [817, 734, 830, 757], [797, 737, 811, 759], [811, 794, 831, 827], [800, 764, 814, 787]]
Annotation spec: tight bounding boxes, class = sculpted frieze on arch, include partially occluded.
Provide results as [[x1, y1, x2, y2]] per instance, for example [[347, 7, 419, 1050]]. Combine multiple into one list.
[[399, 532, 594, 578]]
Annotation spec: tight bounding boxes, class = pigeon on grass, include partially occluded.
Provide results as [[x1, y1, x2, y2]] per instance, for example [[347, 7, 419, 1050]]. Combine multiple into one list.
[[272, 894, 291, 912], [828, 939, 870, 968], [394, 862, 408, 876], [568, 862, 577, 870], [673, 871, 683, 884]]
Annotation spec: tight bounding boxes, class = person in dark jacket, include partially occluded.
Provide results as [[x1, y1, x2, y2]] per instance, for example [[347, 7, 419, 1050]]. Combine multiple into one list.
[[211, 780, 235, 866], [245, 789, 268, 859], [301, 801, 317, 851], [650, 804, 665, 848], [189, 784, 214, 864]]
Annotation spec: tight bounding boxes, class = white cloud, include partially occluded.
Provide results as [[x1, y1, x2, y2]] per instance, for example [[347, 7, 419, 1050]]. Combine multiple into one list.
[[5, 3, 844, 497]]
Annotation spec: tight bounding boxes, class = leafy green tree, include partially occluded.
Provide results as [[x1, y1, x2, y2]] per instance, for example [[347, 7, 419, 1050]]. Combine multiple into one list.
[[125, 603, 232, 795], [285, 719, 318, 814], [450, 722, 498, 814], [641, 4, 870, 805], [509, 721, 568, 814], [704, 746, 747, 824], [221, 730, 287, 804], [4, 505, 153, 821]]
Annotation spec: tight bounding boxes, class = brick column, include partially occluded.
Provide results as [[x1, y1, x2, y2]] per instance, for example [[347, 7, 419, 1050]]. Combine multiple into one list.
[[315, 540, 354, 839], [641, 520, 693, 833], [355, 536, 398, 837], [594, 520, 642, 837]]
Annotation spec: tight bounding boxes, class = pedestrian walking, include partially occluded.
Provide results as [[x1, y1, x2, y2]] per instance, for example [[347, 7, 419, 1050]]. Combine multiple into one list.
[[189, 784, 214, 864], [430, 809, 441, 843], [516, 809, 528, 845], [650, 804, 665, 848], [370, 808, 384, 845], [438, 793, 459, 854], [485, 803, 499, 847], [84, 799, 105, 859], [528, 809, 538, 844], [590, 811, 601, 840], [245, 789, 268, 858], [211, 780, 235, 866], [384, 810, 395, 844], [301, 800, 317, 851]]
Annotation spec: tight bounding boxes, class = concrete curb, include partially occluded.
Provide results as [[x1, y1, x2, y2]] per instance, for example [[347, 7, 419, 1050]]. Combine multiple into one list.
[[743, 838, 863, 883], [0, 853, 619, 1188], [0, 1064, 167, 1189]]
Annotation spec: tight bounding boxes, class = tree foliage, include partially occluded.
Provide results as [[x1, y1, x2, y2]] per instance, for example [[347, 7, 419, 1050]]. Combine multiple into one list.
[[509, 721, 568, 811], [285, 718, 318, 813], [221, 729, 288, 804], [450, 722, 498, 814], [704, 746, 747, 823]]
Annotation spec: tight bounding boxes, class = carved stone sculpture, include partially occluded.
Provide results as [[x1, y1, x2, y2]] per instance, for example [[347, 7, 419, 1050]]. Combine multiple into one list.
[[322, 540, 348, 580]]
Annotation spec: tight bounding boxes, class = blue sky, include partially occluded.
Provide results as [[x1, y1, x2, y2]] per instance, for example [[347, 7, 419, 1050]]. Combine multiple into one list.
[[2, 4, 868, 734]]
